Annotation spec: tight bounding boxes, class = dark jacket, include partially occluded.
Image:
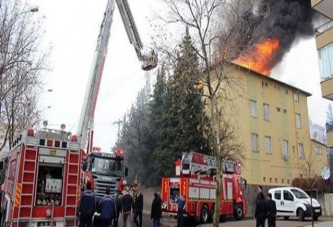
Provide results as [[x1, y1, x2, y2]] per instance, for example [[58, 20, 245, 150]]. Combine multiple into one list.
[[79, 190, 96, 216], [133, 192, 143, 212], [122, 193, 133, 213], [99, 194, 116, 220], [255, 193, 267, 219], [151, 194, 162, 219], [266, 199, 277, 218]]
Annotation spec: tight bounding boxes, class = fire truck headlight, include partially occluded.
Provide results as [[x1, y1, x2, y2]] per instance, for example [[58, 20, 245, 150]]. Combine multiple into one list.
[[46, 209, 52, 217]]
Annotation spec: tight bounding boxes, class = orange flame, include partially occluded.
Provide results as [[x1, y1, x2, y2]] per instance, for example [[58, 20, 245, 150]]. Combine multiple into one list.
[[233, 38, 280, 76]]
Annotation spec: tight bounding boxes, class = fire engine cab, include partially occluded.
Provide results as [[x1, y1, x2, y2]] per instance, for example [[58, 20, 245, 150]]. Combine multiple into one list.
[[161, 152, 247, 224], [0, 124, 82, 227]]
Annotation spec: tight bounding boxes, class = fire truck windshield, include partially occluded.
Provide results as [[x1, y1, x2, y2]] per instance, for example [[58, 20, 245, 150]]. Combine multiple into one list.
[[91, 157, 123, 175]]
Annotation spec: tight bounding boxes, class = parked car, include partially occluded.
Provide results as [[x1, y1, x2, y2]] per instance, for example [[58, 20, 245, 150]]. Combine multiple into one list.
[[268, 187, 322, 221]]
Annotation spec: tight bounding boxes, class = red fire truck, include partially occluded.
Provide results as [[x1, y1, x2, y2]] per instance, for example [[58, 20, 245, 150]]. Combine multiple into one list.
[[0, 125, 82, 227], [161, 152, 247, 223]]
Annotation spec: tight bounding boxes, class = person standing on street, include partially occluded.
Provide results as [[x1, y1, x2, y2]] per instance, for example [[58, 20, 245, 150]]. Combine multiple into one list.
[[122, 188, 134, 227], [79, 181, 96, 227], [133, 188, 143, 227], [151, 192, 162, 227], [176, 194, 186, 227], [255, 191, 267, 227], [113, 191, 122, 227], [266, 193, 277, 227], [99, 187, 117, 227]]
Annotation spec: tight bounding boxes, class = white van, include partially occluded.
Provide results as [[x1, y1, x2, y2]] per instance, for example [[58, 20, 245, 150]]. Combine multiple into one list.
[[268, 187, 322, 221]]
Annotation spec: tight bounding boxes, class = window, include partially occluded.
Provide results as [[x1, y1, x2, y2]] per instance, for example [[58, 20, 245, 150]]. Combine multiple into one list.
[[295, 113, 301, 128], [274, 190, 281, 200], [282, 140, 289, 160], [263, 103, 270, 121], [293, 92, 300, 102], [264, 136, 271, 154], [283, 190, 294, 201], [315, 146, 322, 155], [298, 143, 304, 159], [251, 133, 259, 152], [318, 43, 333, 80], [250, 100, 257, 117]]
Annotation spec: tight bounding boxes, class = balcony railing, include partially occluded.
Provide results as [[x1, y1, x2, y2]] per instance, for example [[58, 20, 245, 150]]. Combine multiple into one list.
[[315, 19, 333, 36]]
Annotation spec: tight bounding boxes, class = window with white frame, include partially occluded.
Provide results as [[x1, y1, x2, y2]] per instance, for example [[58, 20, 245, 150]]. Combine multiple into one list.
[[298, 143, 304, 159], [282, 140, 288, 160], [318, 43, 333, 80], [251, 133, 259, 152], [264, 136, 271, 153], [250, 100, 257, 117], [295, 113, 301, 129], [315, 146, 322, 155], [293, 92, 300, 102], [263, 103, 270, 121]]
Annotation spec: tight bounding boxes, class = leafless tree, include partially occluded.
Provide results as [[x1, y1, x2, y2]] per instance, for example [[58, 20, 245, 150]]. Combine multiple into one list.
[[155, 0, 259, 225], [0, 0, 48, 152]]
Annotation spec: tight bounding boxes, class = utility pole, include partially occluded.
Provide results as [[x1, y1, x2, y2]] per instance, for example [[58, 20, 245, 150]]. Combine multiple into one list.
[[113, 119, 123, 143]]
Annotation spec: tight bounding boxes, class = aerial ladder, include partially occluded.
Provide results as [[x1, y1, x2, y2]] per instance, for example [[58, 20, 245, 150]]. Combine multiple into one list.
[[77, 0, 158, 152], [177, 152, 241, 177]]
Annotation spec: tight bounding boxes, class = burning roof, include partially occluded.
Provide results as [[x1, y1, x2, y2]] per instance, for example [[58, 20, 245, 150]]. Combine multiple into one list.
[[231, 0, 315, 76]]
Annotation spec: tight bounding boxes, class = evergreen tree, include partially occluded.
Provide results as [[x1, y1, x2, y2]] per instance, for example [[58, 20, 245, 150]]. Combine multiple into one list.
[[116, 79, 151, 185], [169, 26, 209, 154], [149, 28, 210, 183]]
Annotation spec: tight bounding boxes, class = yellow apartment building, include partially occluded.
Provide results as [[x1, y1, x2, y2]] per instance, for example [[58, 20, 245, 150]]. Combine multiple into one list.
[[311, 0, 333, 174], [209, 62, 328, 186]]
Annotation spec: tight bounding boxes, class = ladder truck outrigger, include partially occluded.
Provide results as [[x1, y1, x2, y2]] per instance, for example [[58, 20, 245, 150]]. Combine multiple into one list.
[[78, 0, 157, 205], [161, 152, 247, 224]]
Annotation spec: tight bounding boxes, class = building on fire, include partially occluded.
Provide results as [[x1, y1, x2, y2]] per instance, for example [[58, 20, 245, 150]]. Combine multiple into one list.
[[205, 62, 329, 215]]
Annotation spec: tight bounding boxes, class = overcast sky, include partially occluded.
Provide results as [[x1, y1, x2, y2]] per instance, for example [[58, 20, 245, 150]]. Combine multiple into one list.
[[28, 0, 330, 152]]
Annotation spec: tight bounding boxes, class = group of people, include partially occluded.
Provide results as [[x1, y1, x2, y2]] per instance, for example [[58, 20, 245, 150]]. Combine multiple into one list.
[[255, 186, 277, 227], [78, 181, 143, 227], [78, 181, 164, 227]]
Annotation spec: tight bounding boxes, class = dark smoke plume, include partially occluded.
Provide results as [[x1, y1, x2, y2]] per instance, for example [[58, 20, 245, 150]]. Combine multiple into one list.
[[236, 0, 316, 70]]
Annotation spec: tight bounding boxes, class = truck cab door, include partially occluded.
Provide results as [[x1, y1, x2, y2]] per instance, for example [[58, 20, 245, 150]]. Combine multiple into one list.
[[282, 190, 295, 215], [273, 189, 283, 216]]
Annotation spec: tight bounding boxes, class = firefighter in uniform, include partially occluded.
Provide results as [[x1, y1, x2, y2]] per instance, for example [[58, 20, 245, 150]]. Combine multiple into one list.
[[79, 181, 96, 227]]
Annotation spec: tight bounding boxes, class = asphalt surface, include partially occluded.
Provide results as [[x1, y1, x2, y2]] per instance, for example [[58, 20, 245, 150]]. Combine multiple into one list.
[[197, 216, 333, 227], [117, 213, 333, 227]]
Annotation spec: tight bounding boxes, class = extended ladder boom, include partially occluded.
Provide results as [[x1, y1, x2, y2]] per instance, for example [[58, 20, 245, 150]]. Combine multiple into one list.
[[77, 0, 158, 151], [78, 0, 116, 150], [116, 0, 158, 70]]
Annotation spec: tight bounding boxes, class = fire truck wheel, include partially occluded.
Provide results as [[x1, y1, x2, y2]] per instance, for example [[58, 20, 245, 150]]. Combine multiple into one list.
[[233, 204, 243, 220], [200, 205, 209, 223]]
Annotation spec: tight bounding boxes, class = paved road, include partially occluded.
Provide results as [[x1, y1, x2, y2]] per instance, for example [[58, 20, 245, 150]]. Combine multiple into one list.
[[116, 213, 333, 227], [197, 216, 333, 227]]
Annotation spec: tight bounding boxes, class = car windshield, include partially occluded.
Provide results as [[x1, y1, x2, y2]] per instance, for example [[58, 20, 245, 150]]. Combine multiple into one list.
[[91, 157, 122, 175], [291, 188, 309, 199]]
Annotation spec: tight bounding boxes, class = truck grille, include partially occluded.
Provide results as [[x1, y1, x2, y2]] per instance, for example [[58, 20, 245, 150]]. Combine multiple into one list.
[[93, 175, 122, 199]]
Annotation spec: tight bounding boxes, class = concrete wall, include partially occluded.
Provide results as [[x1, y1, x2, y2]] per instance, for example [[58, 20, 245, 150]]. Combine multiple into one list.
[[319, 193, 333, 216]]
